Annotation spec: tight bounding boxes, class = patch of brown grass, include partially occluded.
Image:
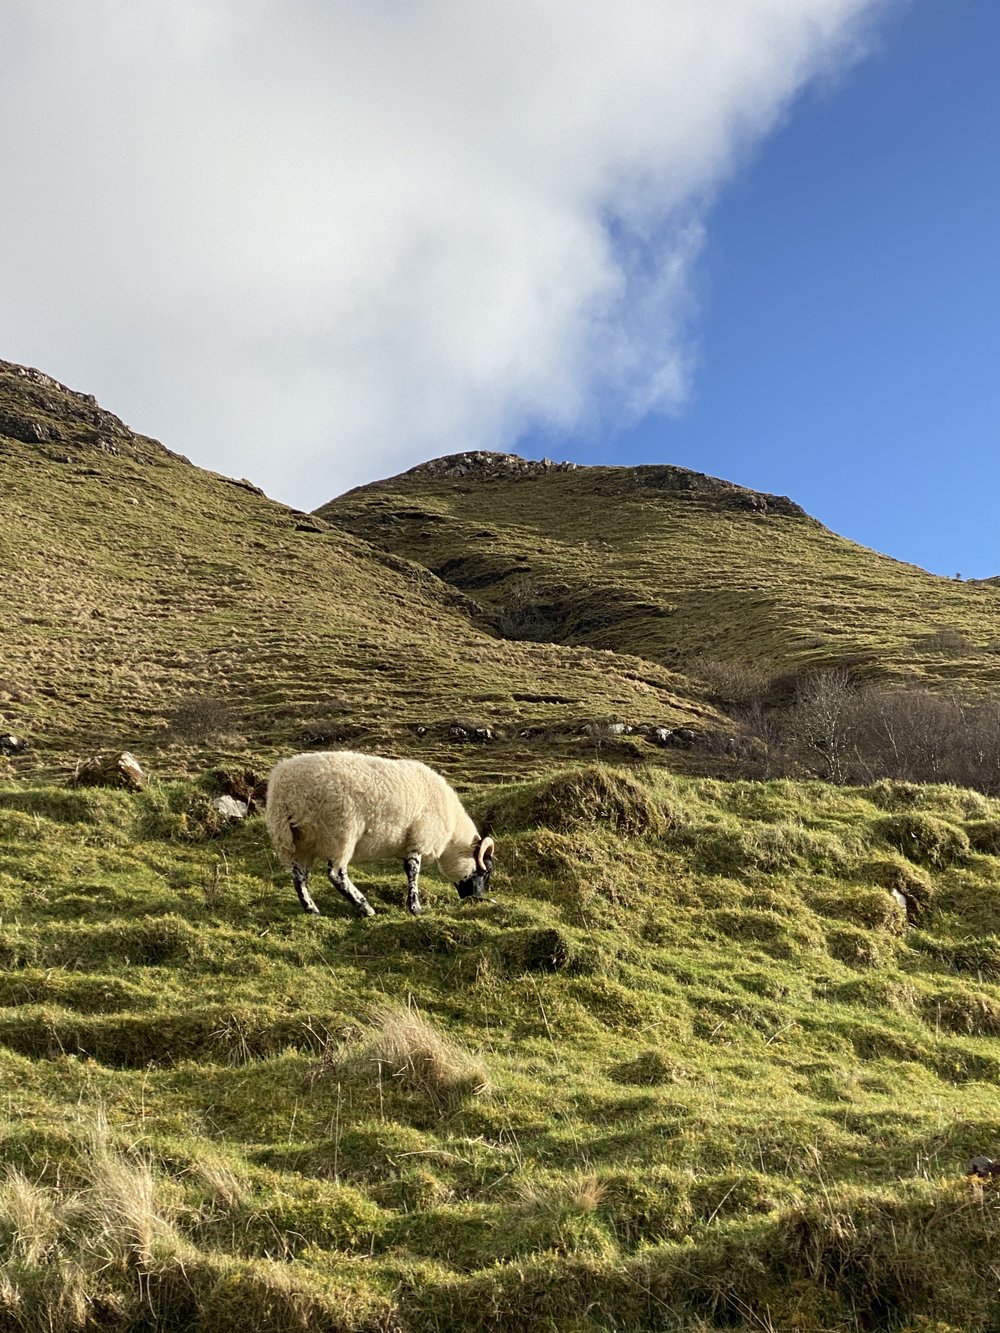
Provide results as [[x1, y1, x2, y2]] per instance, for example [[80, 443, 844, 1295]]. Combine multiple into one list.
[[336, 1001, 490, 1111]]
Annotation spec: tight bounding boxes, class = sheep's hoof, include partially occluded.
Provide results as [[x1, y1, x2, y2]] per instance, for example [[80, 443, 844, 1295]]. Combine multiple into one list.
[[358, 902, 376, 918]]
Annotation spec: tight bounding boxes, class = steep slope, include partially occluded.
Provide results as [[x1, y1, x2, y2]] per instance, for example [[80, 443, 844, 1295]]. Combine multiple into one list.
[[321, 451, 1000, 688], [0, 364, 708, 776]]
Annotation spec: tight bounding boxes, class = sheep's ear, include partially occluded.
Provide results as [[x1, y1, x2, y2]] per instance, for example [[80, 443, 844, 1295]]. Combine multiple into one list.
[[476, 836, 495, 871]]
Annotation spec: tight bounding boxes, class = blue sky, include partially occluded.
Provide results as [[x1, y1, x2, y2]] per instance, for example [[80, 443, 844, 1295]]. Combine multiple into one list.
[[520, 0, 1000, 579]]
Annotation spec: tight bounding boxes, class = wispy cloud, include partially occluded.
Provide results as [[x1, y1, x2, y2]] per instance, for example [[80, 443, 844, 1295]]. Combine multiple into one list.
[[1, 1, 884, 506]]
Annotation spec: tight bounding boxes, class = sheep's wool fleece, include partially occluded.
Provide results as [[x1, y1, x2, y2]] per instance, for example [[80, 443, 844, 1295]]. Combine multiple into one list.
[[265, 750, 479, 876]]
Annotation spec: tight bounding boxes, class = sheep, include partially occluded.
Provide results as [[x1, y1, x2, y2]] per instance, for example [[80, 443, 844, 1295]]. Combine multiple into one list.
[[265, 749, 495, 917]]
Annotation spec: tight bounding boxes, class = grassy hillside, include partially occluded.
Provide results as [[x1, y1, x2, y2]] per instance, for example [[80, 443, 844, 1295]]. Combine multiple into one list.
[[0, 365, 708, 779], [321, 452, 1000, 690], [3, 769, 1000, 1331], [6, 365, 1000, 1331]]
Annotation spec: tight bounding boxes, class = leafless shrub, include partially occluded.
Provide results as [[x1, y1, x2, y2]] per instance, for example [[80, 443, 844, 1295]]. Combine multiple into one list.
[[713, 662, 1000, 794], [785, 669, 858, 783], [687, 656, 778, 708], [725, 699, 799, 780], [187, 1154, 249, 1211]]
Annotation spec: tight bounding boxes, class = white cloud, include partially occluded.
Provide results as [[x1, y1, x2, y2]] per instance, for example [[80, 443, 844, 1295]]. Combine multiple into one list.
[[0, 0, 885, 507]]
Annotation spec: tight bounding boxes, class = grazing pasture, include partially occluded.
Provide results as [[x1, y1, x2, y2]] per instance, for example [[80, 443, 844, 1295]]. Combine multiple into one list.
[[3, 767, 1000, 1331]]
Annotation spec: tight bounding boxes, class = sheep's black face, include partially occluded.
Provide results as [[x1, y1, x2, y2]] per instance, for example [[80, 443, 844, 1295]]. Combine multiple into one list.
[[456, 856, 494, 901]]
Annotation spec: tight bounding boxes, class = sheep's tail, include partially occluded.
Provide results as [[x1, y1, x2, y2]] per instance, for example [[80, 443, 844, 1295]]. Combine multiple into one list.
[[265, 776, 302, 866]]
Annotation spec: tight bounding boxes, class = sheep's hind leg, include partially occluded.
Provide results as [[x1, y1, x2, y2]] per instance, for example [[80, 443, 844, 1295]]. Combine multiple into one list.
[[292, 863, 320, 915], [404, 853, 422, 915], [328, 863, 375, 918]]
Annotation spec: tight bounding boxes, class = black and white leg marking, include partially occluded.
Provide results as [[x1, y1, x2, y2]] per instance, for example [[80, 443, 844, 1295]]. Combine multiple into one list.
[[328, 863, 375, 917], [292, 862, 320, 915], [404, 852, 422, 915]]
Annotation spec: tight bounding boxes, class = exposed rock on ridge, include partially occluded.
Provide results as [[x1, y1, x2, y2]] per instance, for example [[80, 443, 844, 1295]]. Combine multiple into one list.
[[352, 449, 806, 519], [0, 359, 182, 465], [401, 451, 579, 482]]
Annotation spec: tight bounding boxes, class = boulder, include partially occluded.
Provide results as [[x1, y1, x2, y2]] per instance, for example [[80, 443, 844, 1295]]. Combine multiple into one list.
[[0, 734, 26, 755], [71, 751, 147, 791]]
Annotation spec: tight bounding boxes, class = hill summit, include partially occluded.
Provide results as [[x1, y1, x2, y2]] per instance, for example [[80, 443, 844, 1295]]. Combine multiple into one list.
[[322, 448, 1000, 688]]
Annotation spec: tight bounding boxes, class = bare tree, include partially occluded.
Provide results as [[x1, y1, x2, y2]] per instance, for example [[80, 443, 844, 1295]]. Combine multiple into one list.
[[786, 670, 858, 783]]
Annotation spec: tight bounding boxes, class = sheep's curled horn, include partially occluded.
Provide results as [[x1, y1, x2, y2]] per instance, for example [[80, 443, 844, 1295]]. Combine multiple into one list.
[[476, 836, 495, 871]]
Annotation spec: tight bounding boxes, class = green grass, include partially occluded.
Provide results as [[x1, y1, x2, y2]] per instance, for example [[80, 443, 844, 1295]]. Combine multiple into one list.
[[4, 768, 1000, 1330]]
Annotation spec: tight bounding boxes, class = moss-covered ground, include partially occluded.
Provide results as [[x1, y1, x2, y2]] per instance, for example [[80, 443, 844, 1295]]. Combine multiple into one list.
[[4, 766, 1000, 1331]]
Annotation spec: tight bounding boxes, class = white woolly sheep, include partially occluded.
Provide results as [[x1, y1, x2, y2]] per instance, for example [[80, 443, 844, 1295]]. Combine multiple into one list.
[[265, 750, 495, 917]]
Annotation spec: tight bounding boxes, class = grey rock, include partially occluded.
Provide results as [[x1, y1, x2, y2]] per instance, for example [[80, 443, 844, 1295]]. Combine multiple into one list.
[[211, 795, 248, 821]]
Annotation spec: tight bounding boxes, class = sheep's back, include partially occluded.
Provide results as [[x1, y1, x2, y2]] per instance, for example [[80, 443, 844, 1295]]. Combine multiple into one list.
[[266, 750, 455, 865]]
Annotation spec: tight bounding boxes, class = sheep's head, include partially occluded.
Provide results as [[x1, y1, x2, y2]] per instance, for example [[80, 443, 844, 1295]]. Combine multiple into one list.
[[456, 836, 495, 900]]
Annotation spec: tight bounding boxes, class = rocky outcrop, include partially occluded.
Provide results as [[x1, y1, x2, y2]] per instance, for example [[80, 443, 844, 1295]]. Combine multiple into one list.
[[347, 449, 807, 519], [400, 451, 578, 483], [0, 360, 178, 465]]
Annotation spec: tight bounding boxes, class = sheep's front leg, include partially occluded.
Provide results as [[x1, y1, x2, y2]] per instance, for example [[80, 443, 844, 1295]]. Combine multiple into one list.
[[292, 863, 320, 916], [404, 853, 422, 915], [328, 863, 375, 918]]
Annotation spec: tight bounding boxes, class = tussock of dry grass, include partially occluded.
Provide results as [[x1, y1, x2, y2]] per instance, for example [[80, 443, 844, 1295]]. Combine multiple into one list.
[[516, 1173, 606, 1216], [82, 1139, 180, 1269], [331, 1001, 490, 1111], [187, 1154, 250, 1211], [0, 1167, 67, 1266]]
